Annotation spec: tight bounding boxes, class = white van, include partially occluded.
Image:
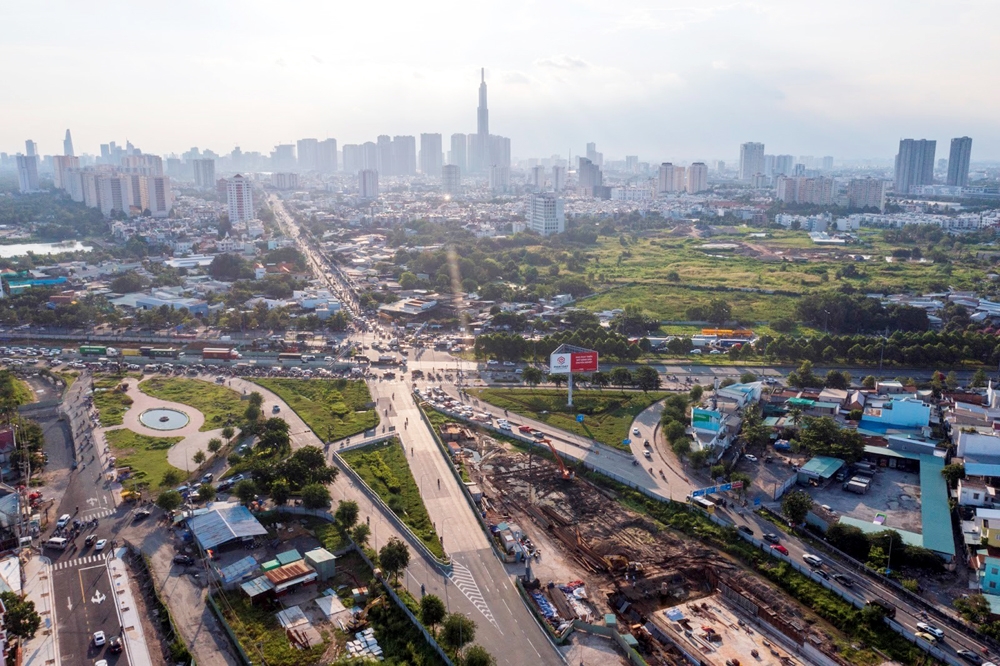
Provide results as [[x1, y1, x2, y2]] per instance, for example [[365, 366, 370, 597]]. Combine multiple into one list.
[[45, 537, 68, 550]]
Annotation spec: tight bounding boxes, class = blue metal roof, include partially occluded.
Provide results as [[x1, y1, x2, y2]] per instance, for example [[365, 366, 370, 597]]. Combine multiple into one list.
[[188, 504, 268, 550], [218, 555, 259, 583], [919, 456, 955, 559]]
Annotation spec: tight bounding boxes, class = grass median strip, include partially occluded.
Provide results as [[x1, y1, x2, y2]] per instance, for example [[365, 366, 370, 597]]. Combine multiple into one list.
[[341, 439, 445, 559], [105, 428, 183, 490], [93, 376, 133, 426], [253, 378, 378, 441], [470, 387, 666, 449], [139, 377, 243, 432]]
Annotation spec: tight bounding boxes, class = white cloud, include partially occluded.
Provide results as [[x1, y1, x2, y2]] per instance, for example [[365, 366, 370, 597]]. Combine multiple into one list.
[[534, 55, 590, 70]]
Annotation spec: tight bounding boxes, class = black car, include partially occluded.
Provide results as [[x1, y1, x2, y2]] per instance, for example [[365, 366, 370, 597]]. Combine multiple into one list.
[[832, 573, 854, 587], [173, 555, 195, 566], [108, 636, 123, 654], [737, 525, 754, 536], [85, 534, 98, 547], [814, 569, 830, 580], [957, 650, 983, 665], [134, 509, 151, 520]]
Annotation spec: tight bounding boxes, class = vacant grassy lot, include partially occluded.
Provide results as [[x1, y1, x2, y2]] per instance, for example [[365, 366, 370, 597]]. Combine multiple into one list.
[[212, 592, 328, 666], [139, 377, 243, 431], [254, 378, 378, 441], [341, 440, 445, 558], [93, 376, 134, 426], [105, 428, 182, 490], [580, 283, 801, 323], [471, 388, 667, 449]]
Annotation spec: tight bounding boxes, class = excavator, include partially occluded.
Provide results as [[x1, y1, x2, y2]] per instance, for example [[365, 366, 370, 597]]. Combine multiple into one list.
[[540, 439, 574, 480], [346, 597, 384, 632]]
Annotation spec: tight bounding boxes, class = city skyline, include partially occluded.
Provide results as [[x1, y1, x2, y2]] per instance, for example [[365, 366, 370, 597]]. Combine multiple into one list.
[[3, 1, 1000, 160]]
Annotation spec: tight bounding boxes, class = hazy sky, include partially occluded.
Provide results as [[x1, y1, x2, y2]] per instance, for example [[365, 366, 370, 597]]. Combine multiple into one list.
[[4, 0, 1000, 162]]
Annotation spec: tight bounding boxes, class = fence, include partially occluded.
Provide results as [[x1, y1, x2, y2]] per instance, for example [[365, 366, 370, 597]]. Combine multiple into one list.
[[206, 593, 253, 666], [772, 472, 798, 500], [571, 620, 649, 666], [331, 449, 452, 571]]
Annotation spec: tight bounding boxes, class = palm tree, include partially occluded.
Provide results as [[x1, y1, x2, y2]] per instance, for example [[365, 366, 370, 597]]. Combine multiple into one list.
[[787, 406, 803, 428]]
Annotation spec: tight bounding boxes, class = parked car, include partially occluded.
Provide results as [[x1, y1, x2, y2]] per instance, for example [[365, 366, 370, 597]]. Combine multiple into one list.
[[93, 631, 106, 646], [108, 636, 123, 654], [201, 473, 214, 484], [770, 544, 789, 555], [744, 454, 758, 463]]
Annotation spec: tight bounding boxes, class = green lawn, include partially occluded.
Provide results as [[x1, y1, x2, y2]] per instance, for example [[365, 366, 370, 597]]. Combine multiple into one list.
[[470, 388, 667, 449], [105, 428, 183, 490], [139, 377, 243, 432], [579, 283, 801, 323], [341, 440, 445, 558], [212, 592, 328, 666], [253, 378, 378, 441], [93, 376, 133, 426]]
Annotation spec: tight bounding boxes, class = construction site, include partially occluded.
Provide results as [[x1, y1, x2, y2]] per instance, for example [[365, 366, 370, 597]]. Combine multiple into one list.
[[466, 435, 855, 666]]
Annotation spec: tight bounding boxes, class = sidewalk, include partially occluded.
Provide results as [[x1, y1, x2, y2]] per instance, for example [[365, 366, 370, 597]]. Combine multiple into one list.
[[21, 555, 60, 666], [108, 548, 153, 666]]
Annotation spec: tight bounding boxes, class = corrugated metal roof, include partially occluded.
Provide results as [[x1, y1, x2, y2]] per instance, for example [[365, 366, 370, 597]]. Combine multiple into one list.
[[218, 555, 259, 584], [240, 575, 274, 597], [276, 549, 302, 565], [919, 455, 956, 558], [799, 456, 844, 479], [188, 504, 268, 550], [265, 560, 314, 586]]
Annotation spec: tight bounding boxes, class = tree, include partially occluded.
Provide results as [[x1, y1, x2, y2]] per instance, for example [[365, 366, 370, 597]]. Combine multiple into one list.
[[689, 384, 704, 402], [234, 479, 258, 505], [192, 450, 206, 465], [973, 368, 988, 388], [591, 371, 610, 390], [269, 478, 291, 505], [248, 392, 264, 409], [222, 425, 236, 445], [609, 367, 632, 392], [156, 490, 183, 512], [824, 370, 849, 390], [441, 612, 477, 650], [420, 594, 447, 634], [301, 482, 332, 509], [335, 499, 360, 529], [378, 537, 410, 583], [463, 645, 497, 666], [797, 416, 864, 463], [521, 366, 543, 389], [664, 420, 686, 443], [207, 438, 222, 454], [729, 472, 752, 499], [671, 437, 692, 458], [861, 375, 877, 389], [197, 484, 217, 502], [549, 373, 566, 388], [781, 489, 813, 525], [633, 365, 661, 393], [399, 272, 419, 290], [740, 372, 757, 384], [946, 370, 959, 390], [351, 523, 371, 548], [0, 591, 41, 640], [688, 449, 710, 468], [825, 523, 871, 561], [942, 463, 966, 485], [955, 594, 992, 625], [161, 469, 183, 487]]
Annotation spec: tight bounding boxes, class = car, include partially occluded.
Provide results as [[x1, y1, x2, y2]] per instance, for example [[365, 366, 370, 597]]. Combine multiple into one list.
[[802, 554, 823, 567], [134, 509, 151, 520], [632, 427, 641, 436], [85, 534, 98, 547], [916, 622, 944, 639], [689, 349, 702, 354], [201, 473, 214, 484], [502, 361, 516, 366], [486, 359, 499, 365], [737, 525, 754, 536], [745, 454, 758, 463], [814, 569, 830, 579], [763, 533, 780, 543], [56, 514, 71, 528], [272, 404, 281, 413], [832, 573, 854, 587], [957, 649, 983, 664], [643, 440, 651, 448], [95, 661, 109, 666], [93, 630, 106, 646], [914, 631, 938, 644], [173, 555, 195, 566], [770, 544, 789, 555], [709, 349, 723, 354], [108, 636, 123, 654], [643, 450, 652, 459], [94, 539, 108, 552]]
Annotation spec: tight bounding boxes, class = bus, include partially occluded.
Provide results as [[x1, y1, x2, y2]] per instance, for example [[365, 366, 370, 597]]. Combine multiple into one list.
[[140, 347, 180, 358], [278, 353, 303, 363]]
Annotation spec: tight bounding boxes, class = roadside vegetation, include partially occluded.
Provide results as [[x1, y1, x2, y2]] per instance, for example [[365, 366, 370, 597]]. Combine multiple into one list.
[[253, 378, 378, 441], [92, 375, 134, 426], [341, 440, 445, 558], [139, 377, 243, 431], [105, 429, 183, 491]]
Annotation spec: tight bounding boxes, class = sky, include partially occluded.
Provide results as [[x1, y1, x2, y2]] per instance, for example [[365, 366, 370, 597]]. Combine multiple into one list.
[[4, 0, 1000, 162]]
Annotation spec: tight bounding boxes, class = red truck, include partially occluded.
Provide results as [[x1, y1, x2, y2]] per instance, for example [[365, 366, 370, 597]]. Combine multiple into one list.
[[202, 348, 242, 361], [518, 425, 533, 434]]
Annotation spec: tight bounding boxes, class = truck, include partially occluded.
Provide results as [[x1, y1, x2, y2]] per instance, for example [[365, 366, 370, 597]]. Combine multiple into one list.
[[202, 348, 242, 361], [79, 345, 107, 356], [278, 352, 303, 363], [121, 349, 141, 357], [140, 347, 180, 358]]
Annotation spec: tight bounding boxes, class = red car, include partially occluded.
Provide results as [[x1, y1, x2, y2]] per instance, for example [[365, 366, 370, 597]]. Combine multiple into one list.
[[770, 544, 789, 556]]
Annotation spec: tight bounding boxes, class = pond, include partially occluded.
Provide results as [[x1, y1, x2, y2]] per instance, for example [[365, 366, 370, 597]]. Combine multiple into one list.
[[0, 241, 93, 258], [139, 408, 190, 431]]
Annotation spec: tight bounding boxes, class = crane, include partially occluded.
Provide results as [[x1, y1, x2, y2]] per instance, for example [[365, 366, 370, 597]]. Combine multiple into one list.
[[541, 439, 574, 480]]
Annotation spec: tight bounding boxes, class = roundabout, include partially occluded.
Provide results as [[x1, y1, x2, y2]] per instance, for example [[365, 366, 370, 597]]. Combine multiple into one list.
[[138, 408, 190, 431]]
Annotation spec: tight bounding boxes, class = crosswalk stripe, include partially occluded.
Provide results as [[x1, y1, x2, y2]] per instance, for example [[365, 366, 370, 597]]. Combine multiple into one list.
[[448, 560, 497, 628], [51, 554, 109, 570]]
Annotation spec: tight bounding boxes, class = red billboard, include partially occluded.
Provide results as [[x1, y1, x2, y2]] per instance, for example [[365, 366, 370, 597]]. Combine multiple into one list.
[[549, 350, 599, 374]]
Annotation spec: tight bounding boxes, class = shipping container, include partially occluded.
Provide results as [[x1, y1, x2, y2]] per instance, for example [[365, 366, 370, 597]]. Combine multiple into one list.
[[79, 345, 107, 356], [203, 348, 241, 361]]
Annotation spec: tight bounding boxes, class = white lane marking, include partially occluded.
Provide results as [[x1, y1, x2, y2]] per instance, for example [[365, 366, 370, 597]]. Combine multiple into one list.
[[448, 559, 499, 629]]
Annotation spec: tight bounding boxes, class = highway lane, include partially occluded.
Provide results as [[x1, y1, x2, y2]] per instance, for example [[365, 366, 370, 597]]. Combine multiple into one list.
[[53, 555, 126, 666]]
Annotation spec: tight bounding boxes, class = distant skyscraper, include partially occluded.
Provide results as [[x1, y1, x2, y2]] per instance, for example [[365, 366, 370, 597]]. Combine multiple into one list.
[[625, 156, 639, 173], [419, 134, 443, 177], [227, 174, 255, 223], [472, 67, 490, 173], [297, 138, 319, 171], [947, 137, 972, 187], [16, 155, 39, 193], [673, 166, 686, 193], [585, 143, 603, 167], [763, 155, 775, 177], [894, 139, 936, 195], [63, 130, 74, 157], [577, 157, 602, 195], [144, 176, 173, 217], [377, 135, 393, 176], [774, 155, 794, 177], [739, 142, 765, 181], [847, 177, 886, 211], [361, 142, 378, 171], [821, 156, 834, 171], [392, 136, 416, 176], [359, 169, 378, 199], [318, 138, 338, 172], [552, 166, 566, 192], [342, 145, 361, 173], [442, 164, 461, 196], [687, 163, 708, 194], [530, 165, 545, 191], [192, 159, 216, 189], [450, 134, 467, 172], [489, 165, 509, 193], [25, 140, 37, 157], [526, 193, 565, 236], [271, 144, 296, 171], [271, 173, 299, 190], [52, 155, 78, 190], [489, 135, 511, 169], [658, 163, 675, 193]]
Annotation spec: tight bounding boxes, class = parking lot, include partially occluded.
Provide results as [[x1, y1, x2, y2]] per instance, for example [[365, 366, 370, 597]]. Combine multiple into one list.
[[806, 467, 923, 534]]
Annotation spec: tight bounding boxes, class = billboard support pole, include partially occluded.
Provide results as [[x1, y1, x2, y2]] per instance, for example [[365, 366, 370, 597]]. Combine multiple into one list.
[[567, 371, 573, 407]]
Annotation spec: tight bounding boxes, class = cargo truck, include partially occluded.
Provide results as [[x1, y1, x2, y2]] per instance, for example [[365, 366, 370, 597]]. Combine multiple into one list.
[[79, 345, 107, 356], [202, 348, 242, 361]]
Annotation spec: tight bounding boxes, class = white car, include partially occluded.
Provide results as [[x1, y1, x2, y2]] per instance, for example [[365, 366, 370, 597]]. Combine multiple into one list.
[[745, 454, 758, 462], [632, 427, 641, 436], [94, 539, 108, 552], [93, 630, 106, 646], [802, 554, 823, 567], [916, 622, 944, 639], [56, 514, 71, 528]]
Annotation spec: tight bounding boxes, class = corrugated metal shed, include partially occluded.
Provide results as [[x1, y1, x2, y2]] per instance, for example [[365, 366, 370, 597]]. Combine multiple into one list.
[[240, 575, 274, 598], [276, 548, 302, 565], [188, 504, 268, 550], [305, 547, 336, 581], [218, 555, 259, 583]]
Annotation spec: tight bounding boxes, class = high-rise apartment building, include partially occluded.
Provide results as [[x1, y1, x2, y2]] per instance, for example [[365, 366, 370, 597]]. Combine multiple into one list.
[[577, 157, 602, 195], [775, 176, 833, 205], [894, 139, 936, 195], [63, 129, 74, 157], [489, 135, 511, 169], [392, 136, 416, 176], [419, 134, 443, 177], [377, 135, 393, 176], [271, 173, 299, 190], [25, 140, 37, 157], [847, 177, 886, 211], [97, 174, 133, 217], [489, 165, 509, 193], [947, 137, 972, 187], [342, 145, 361, 173], [318, 138, 338, 172], [526, 193, 565, 236], [361, 142, 378, 171], [297, 138, 319, 171], [443, 165, 461, 196], [821, 156, 834, 171], [144, 176, 173, 217], [739, 142, 765, 181], [450, 134, 467, 172], [192, 159, 216, 189], [227, 174, 255, 223], [530, 165, 545, 191], [271, 144, 296, 171], [52, 155, 79, 190], [773, 155, 794, 177], [585, 142, 603, 167], [359, 169, 378, 199], [625, 156, 639, 173], [552, 166, 566, 192], [16, 155, 39, 193], [687, 163, 708, 193], [763, 155, 775, 177], [658, 163, 676, 193]]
